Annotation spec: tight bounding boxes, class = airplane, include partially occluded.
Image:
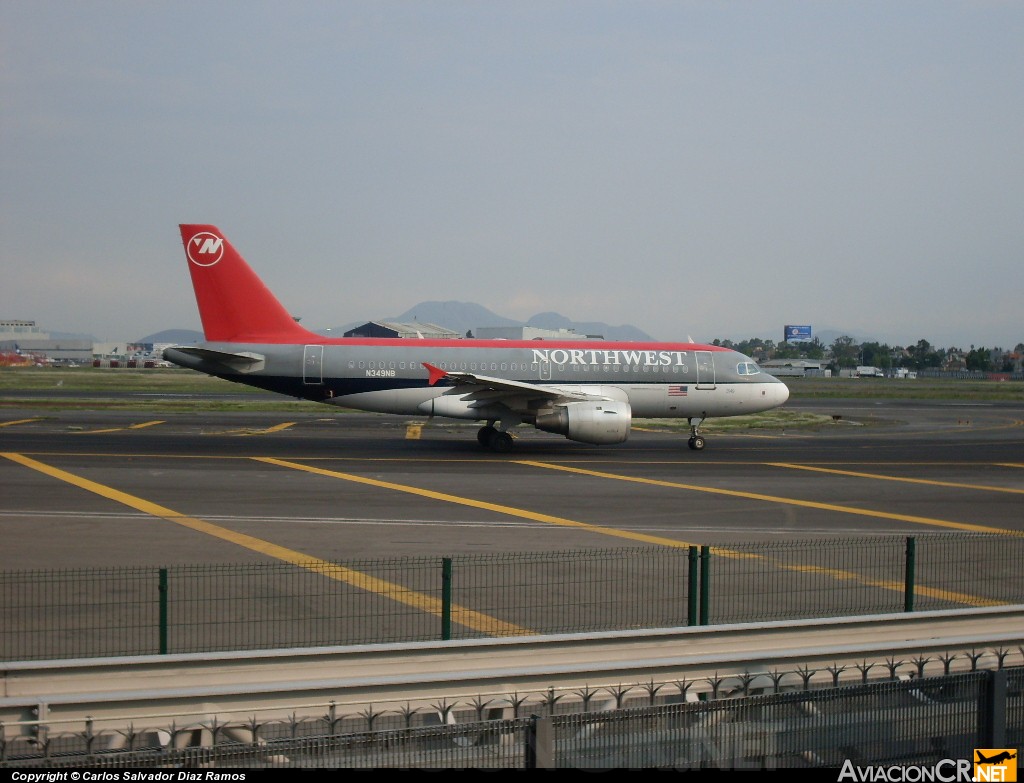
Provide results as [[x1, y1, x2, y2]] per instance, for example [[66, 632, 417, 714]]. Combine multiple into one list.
[[164, 224, 790, 451], [976, 751, 1016, 764]]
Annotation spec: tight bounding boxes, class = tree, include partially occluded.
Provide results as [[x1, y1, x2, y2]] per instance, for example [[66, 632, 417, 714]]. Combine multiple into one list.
[[829, 335, 859, 369], [775, 342, 802, 360], [965, 347, 992, 371], [904, 339, 941, 370], [860, 341, 892, 370], [803, 337, 826, 360]]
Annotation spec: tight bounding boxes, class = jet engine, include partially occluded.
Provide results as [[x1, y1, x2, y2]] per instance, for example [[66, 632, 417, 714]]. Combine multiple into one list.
[[534, 400, 631, 445]]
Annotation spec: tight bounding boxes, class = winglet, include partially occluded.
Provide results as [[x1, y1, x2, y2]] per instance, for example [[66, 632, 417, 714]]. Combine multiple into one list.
[[423, 362, 448, 386]]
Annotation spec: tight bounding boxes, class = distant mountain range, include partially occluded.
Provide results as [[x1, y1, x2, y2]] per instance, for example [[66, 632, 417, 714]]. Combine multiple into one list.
[[137, 328, 205, 344], [325, 301, 655, 341], [137, 302, 654, 346], [137, 307, 871, 347]]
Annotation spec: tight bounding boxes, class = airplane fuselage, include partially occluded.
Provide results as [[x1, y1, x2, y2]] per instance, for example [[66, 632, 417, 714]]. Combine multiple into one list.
[[165, 338, 789, 420], [166, 224, 790, 450]]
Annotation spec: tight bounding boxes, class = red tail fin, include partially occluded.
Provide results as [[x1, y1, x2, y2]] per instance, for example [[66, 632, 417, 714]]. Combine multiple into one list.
[[179, 225, 321, 342]]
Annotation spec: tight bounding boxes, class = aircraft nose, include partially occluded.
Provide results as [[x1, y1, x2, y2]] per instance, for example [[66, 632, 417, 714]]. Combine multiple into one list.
[[774, 381, 790, 406]]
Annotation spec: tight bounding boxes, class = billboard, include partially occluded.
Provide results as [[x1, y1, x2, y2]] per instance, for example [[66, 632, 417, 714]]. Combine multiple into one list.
[[784, 325, 812, 342]]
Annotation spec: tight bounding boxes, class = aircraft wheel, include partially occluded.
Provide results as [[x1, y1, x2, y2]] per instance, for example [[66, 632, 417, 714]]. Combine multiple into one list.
[[477, 426, 496, 447], [489, 431, 514, 453], [688, 435, 706, 451]]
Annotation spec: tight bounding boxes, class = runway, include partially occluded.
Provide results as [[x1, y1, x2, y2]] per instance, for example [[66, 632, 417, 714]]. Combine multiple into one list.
[[2, 397, 1023, 572]]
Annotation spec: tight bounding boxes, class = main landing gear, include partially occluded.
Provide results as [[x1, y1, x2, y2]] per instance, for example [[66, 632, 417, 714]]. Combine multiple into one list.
[[477, 424, 514, 453], [687, 415, 707, 451]]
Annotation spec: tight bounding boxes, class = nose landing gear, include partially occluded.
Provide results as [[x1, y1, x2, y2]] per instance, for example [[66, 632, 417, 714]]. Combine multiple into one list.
[[687, 415, 707, 451]]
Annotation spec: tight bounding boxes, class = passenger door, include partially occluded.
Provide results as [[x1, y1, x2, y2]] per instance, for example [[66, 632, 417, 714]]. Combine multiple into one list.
[[695, 350, 716, 390], [303, 345, 324, 385]]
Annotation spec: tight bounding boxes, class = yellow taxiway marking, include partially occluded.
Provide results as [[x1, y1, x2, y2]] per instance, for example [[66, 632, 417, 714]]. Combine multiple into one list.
[[516, 460, 1024, 538], [74, 420, 165, 434], [210, 422, 297, 436], [766, 562, 1000, 607], [405, 424, 423, 440], [514, 461, 1011, 606], [1, 451, 1007, 612], [0, 418, 42, 427], [236, 422, 296, 436], [996, 463, 1024, 469], [254, 457, 706, 549], [769, 463, 1024, 495], [255, 457, 1005, 608], [0, 452, 526, 636]]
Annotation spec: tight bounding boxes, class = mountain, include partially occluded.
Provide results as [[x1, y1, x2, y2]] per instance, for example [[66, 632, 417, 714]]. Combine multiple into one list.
[[526, 312, 653, 341], [392, 301, 522, 337], [138, 329, 204, 345], [324, 301, 654, 341], [140, 321, 881, 348], [142, 301, 653, 346]]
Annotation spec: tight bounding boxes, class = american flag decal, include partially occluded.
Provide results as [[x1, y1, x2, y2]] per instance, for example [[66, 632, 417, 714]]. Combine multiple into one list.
[[668, 385, 688, 396]]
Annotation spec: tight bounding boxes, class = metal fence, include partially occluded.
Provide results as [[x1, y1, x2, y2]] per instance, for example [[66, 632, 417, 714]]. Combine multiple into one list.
[[2, 532, 1022, 661], [2, 668, 1020, 769], [547, 668, 1024, 770]]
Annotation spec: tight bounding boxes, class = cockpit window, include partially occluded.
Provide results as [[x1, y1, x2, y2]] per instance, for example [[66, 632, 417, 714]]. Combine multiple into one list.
[[737, 362, 761, 376]]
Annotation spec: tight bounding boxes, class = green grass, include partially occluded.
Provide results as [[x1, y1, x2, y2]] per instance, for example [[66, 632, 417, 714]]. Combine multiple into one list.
[[1, 367, 1020, 423], [0, 367, 314, 412], [784, 376, 1023, 401], [0, 367, 261, 394]]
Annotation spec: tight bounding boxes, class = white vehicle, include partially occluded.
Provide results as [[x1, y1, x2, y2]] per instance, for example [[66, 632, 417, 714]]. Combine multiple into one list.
[[856, 366, 885, 378]]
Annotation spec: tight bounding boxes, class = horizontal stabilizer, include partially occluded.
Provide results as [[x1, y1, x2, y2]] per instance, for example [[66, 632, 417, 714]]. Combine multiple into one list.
[[162, 346, 266, 374]]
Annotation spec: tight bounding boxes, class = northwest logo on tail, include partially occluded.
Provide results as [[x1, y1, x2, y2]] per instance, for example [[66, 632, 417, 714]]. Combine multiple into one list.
[[187, 233, 224, 267]]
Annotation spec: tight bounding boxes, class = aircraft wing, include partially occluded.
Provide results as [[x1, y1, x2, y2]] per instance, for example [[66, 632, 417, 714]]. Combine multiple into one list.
[[423, 362, 616, 403]]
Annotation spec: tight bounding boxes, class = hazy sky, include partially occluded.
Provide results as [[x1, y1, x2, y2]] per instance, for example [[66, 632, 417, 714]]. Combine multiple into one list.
[[2, 1, 1021, 349]]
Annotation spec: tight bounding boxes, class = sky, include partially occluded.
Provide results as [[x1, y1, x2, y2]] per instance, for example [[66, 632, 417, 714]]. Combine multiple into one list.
[[2, 1, 1022, 350]]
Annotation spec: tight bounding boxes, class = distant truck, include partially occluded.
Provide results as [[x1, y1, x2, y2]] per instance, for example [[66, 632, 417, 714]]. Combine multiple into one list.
[[856, 366, 885, 378]]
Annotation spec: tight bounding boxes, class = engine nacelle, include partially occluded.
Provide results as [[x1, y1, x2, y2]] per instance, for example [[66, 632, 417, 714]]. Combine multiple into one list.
[[535, 400, 631, 445]]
